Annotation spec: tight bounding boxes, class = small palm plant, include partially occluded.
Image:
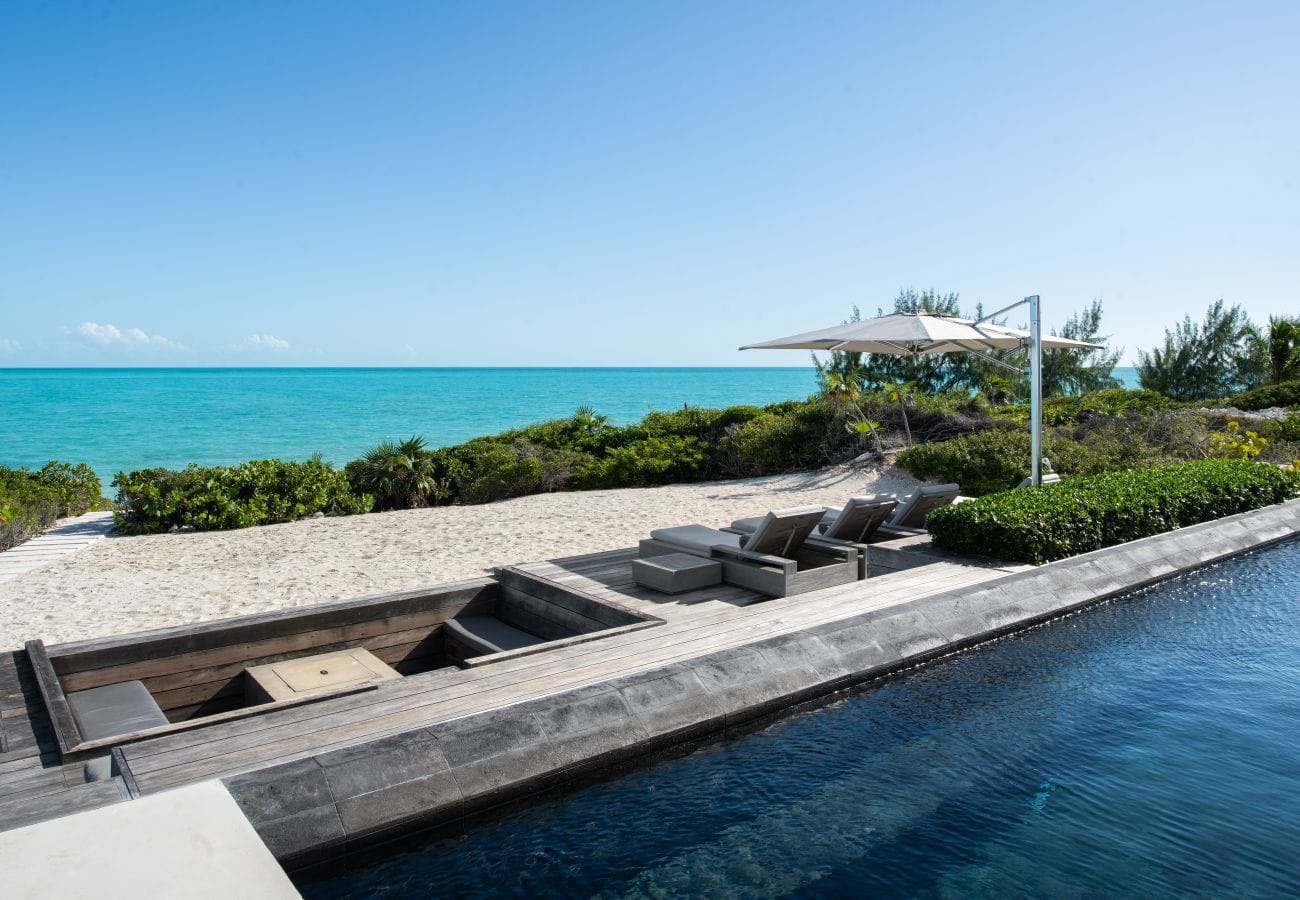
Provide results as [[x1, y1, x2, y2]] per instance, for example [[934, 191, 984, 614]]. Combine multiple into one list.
[[351, 435, 441, 510], [822, 369, 884, 457], [886, 381, 913, 447]]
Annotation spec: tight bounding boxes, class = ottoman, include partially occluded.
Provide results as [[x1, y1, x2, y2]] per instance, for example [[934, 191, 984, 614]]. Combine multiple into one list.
[[632, 552, 723, 594]]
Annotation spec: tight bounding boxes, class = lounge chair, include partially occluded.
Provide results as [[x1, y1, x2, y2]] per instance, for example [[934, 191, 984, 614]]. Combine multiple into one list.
[[880, 483, 961, 534], [638, 506, 860, 597], [730, 495, 898, 579]]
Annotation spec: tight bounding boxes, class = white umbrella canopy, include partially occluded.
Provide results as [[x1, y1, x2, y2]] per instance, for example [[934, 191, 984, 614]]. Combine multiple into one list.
[[739, 301, 1103, 487], [739, 312, 1101, 355]]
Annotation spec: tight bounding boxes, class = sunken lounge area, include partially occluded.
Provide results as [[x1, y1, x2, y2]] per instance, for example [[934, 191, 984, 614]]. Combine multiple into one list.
[[0, 529, 1028, 844], [23, 566, 660, 765]]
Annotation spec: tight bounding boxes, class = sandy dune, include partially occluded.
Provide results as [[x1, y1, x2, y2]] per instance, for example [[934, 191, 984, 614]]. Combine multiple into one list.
[[0, 462, 922, 650]]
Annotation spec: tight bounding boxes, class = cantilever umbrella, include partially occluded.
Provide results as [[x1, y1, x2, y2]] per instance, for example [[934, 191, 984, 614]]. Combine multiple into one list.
[[739, 298, 1101, 486]]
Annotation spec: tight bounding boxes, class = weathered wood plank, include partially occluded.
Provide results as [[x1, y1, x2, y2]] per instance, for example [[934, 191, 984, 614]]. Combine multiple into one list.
[[126, 559, 974, 764], [23, 641, 80, 755], [123, 564, 1007, 786], [48, 579, 497, 672]]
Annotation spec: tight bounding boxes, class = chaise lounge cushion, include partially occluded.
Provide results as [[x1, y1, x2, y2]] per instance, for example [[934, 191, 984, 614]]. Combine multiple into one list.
[[66, 680, 169, 743], [648, 525, 744, 556]]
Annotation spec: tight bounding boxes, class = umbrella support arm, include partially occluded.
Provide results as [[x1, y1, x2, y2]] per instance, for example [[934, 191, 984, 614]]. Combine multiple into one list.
[[967, 349, 1025, 375]]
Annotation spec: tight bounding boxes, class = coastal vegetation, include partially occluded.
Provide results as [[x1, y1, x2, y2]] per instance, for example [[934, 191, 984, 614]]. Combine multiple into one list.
[[0, 462, 109, 551], [112, 457, 370, 535], [24, 295, 1285, 538], [926, 459, 1300, 564]]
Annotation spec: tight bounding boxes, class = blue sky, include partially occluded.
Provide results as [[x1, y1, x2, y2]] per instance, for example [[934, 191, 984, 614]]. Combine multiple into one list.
[[1, 1, 1296, 366]]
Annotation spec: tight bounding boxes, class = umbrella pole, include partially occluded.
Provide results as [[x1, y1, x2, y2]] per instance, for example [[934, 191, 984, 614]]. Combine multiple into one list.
[[1027, 294, 1042, 487]]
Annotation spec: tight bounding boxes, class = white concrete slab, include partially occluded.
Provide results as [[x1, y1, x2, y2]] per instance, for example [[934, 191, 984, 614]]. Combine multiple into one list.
[[0, 780, 300, 899]]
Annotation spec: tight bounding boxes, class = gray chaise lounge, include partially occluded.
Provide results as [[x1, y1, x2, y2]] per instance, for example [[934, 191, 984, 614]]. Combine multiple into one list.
[[638, 506, 860, 597], [877, 482, 961, 535], [729, 495, 899, 579]]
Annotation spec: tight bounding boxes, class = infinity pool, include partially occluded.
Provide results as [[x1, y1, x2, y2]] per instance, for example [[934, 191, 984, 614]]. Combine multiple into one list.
[[297, 539, 1300, 899]]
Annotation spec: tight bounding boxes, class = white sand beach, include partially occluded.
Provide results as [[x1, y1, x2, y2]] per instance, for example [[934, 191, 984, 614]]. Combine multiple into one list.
[[0, 463, 922, 650]]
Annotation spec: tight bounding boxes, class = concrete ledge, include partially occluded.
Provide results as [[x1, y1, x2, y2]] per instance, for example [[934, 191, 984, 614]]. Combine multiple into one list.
[[0, 780, 298, 898], [221, 499, 1300, 865]]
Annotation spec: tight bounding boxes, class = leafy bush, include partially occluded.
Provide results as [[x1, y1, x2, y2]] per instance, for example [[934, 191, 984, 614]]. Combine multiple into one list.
[[926, 459, 1300, 564], [896, 429, 1107, 496], [579, 435, 710, 488], [448, 440, 544, 505], [1270, 413, 1300, 443], [1227, 380, 1300, 412], [1204, 421, 1267, 460], [0, 462, 108, 550], [994, 388, 1175, 426], [113, 458, 371, 534], [726, 401, 847, 474]]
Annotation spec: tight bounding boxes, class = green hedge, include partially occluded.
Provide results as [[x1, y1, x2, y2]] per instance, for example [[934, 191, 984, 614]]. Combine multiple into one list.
[[1228, 380, 1300, 412], [113, 458, 372, 535], [0, 462, 108, 551], [926, 459, 1300, 564]]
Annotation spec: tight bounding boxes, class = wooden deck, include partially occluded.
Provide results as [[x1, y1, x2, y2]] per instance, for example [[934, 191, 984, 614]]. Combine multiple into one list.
[[0, 511, 114, 585], [0, 539, 1024, 825], [115, 544, 1021, 793]]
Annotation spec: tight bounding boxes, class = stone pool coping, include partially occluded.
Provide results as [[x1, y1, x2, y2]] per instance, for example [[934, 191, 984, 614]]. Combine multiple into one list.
[[220, 498, 1300, 866]]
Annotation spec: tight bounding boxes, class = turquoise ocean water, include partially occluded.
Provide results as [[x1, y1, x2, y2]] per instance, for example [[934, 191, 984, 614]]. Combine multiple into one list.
[[0, 368, 819, 486], [1, 366, 1141, 489]]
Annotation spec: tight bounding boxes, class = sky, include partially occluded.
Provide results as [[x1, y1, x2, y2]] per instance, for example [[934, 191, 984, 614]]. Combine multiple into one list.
[[1, 1, 1297, 367]]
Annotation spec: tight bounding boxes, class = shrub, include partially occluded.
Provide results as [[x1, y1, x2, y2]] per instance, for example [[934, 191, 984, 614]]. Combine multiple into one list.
[[896, 428, 1104, 496], [113, 457, 371, 534], [579, 435, 710, 488], [1204, 421, 1267, 460], [1271, 413, 1300, 443], [994, 388, 1175, 426], [726, 401, 847, 474], [32, 462, 109, 515], [1227, 380, 1300, 412], [449, 440, 543, 504], [0, 462, 108, 550], [926, 459, 1300, 564]]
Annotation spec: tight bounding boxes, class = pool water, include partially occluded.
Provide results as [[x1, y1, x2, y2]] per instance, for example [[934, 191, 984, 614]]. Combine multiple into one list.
[[296, 539, 1300, 899]]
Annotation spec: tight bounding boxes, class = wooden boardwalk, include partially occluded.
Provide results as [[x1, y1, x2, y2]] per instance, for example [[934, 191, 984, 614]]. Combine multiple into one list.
[[114, 546, 1022, 794], [0, 512, 115, 585]]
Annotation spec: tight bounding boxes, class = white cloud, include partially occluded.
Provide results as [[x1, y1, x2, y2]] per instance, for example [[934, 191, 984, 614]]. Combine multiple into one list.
[[228, 333, 292, 352], [71, 321, 185, 350], [0, 338, 19, 353]]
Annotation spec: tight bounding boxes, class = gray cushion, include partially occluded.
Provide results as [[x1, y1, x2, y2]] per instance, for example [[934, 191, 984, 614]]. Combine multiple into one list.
[[66, 680, 169, 742], [649, 524, 743, 556], [821, 495, 898, 542], [444, 615, 545, 655]]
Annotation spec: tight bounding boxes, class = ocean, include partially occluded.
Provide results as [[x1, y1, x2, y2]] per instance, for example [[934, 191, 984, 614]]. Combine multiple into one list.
[[0, 368, 819, 486], [0, 366, 1141, 489]]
